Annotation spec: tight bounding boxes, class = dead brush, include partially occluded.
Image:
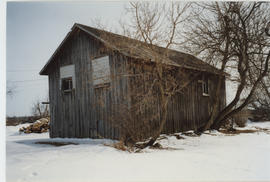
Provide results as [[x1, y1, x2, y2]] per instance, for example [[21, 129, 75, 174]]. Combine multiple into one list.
[[105, 140, 138, 152], [219, 129, 257, 135], [111, 140, 128, 151]]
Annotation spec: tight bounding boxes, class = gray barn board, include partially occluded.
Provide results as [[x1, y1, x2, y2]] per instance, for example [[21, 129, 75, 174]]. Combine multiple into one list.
[[40, 23, 226, 139]]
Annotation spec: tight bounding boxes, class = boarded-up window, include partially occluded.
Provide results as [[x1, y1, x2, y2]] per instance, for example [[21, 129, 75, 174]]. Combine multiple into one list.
[[92, 56, 110, 86], [60, 64, 75, 91]]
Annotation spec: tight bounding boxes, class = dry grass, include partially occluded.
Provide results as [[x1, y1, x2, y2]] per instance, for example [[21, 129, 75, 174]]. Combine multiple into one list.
[[219, 129, 257, 135], [107, 124, 270, 152], [111, 141, 128, 151], [220, 124, 270, 135], [104, 141, 135, 152], [254, 126, 270, 134]]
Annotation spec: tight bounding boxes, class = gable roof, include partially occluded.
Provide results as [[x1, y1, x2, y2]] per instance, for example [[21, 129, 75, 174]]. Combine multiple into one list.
[[40, 23, 224, 75]]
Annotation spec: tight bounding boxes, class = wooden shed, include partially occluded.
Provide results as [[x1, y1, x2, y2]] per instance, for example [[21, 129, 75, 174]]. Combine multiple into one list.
[[40, 23, 226, 139]]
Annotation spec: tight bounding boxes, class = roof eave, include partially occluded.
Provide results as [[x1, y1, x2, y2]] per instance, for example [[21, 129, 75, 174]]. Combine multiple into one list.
[[39, 23, 227, 77], [39, 23, 79, 75]]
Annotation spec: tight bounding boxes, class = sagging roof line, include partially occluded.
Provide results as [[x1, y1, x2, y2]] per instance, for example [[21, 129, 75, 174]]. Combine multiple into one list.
[[40, 23, 225, 76]]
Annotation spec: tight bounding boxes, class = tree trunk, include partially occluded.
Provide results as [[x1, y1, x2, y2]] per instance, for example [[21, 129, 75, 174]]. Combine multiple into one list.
[[212, 51, 270, 130], [144, 93, 169, 148], [200, 74, 223, 132]]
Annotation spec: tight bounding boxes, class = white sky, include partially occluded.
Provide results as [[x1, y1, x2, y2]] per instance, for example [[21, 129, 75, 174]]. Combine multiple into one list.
[[5, 1, 238, 117], [6, 1, 128, 116]]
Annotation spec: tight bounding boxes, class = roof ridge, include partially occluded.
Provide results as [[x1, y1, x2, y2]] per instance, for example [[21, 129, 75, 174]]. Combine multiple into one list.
[[75, 23, 193, 55], [75, 23, 222, 73], [40, 23, 225, 76]]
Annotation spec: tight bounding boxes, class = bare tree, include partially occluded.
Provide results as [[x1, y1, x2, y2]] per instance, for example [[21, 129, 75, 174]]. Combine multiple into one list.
[[120, 2, 190, 47], [6, 81, 16, 97], [117, 2, 193, 147], [249, 20, 270, 120], [184, 2, 270, 131], [91, 2, 193, 148], [250, 74, 270, 120], [31, 97, 49, 118]]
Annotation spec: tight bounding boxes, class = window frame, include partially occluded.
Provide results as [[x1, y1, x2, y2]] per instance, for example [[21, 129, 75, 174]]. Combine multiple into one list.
[[59, 64, 75, 93], [61, 77, 73, 93], [202, 76, 209, 96]]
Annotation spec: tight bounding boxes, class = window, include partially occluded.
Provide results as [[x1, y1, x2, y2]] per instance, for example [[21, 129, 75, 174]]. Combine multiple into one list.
[[92, 56, 110, 87], [61, 77, 73, 92], [60, 64, 75, 92], [202, 77, 209, 96]]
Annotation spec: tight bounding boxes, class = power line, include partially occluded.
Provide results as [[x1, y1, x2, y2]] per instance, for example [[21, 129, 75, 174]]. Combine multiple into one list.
[[7, 69, 40, 72], [7, 70, 39, 72], [13, 85, 48, 92], [8, 82, 47, 87], [8, 78, 47, 83]]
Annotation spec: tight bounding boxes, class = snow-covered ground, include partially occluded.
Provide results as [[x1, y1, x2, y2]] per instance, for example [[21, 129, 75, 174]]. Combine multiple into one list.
[[6, 121, 270, 182]]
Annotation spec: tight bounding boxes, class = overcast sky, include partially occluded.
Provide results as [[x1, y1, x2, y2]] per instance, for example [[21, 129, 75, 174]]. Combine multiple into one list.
[[6, 1, 238, 117], [6, 1, 128, 116]]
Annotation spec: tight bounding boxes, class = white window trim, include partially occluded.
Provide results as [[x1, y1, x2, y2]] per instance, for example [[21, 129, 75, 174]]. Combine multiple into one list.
[[60, 64, 76, 90], [202, 78, 209, 96]]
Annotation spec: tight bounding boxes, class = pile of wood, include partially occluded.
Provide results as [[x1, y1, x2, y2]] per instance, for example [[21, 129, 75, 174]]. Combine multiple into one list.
[[19, 118, 50, 133], [6, 116, 41, 126]]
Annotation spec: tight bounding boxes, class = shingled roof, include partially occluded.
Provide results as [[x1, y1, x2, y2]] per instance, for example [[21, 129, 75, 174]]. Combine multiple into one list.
[[40, 23, 223, 75]]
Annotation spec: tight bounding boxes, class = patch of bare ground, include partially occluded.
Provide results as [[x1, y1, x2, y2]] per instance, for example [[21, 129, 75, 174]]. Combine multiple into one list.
[[106, 125, 270, 152], [35, 141, 78, 147], [219, 127, 270, 135], [254, 126, 270, 134], [219, 129, 257, 135], [149, 145, 183, 151], [107, 140, 183, 153], [204, 133, 218, 136], [137, 142, 183, 152], [181, 131, 199, 137], [168, 134, 185, 139]]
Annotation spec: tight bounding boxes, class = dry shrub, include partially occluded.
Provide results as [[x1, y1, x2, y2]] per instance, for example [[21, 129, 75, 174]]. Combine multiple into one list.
[[109, 72, 162, 147], [108, 140, 142, 152], [232, 109, 251, 127], [110, 101, 158, 146], [111, 140, 128, 151]]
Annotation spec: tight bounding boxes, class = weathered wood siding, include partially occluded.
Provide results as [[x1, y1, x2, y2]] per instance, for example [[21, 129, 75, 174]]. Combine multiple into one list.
[[164, 73, 226, 133], [47, 29, 129, 139], [125, 61, 226, 135], [47, 28, 226, 139]]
